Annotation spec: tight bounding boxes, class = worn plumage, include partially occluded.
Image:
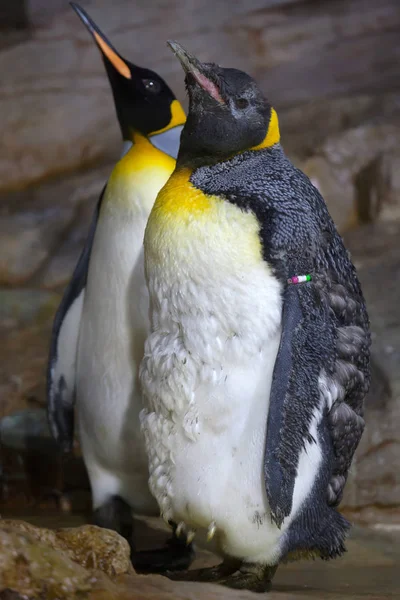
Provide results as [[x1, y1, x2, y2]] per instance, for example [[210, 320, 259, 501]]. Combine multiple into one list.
[[140, 42, 371, 592], [191, 147, 370, 538], [141, 147, 370, 563]]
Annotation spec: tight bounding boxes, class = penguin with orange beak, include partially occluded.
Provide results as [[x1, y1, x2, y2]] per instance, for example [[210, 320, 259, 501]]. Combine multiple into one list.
[[47, 5, 192, 572]]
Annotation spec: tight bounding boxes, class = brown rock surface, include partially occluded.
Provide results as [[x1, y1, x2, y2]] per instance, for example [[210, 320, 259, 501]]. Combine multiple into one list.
[[341, 221, 400, 521], [0, 0, 399, 192], [0, 204, 75, 286], [0, 165, 110, 287], [40, 198, 98, 289], [0, 517, 399, 599], [0, 520, 132, 577], [0, 292, 58, 418], [0, 523, 93, 599], [301, 125, 400, 232], [0, 520, 146, 600]]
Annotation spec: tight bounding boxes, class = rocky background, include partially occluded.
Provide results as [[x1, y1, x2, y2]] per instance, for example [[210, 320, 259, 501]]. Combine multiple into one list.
[[0, 0, 399, 541]]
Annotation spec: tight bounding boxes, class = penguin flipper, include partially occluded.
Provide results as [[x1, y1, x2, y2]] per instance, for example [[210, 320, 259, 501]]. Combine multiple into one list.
[[47, 187, 105, 452], [264, 278, 369, 528], [263, 284, 306, 527]]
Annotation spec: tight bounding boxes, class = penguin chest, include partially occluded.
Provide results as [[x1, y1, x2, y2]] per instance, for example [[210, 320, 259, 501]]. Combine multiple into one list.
[[76, 145, 174, 470], [77, 206, 149, 471], [141, 174, 284, 560]]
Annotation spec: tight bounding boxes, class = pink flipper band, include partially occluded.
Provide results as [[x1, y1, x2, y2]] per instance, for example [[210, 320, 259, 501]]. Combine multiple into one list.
[[287, 274, 312, 285]]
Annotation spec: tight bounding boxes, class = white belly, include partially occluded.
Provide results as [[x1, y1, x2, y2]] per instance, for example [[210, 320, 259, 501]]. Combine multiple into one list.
[[77, 207, 157, 514], [177, 346, 283, 563], [140, 240, 289, 562]]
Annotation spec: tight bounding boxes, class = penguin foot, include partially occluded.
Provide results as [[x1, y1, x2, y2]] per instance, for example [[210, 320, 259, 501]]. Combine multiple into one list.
[[132, 536, 195, 574], [218, 563, 278, 593], [92, 495, 134, 542], [165, 561, 277, 593], [165, 558, 241, 582]]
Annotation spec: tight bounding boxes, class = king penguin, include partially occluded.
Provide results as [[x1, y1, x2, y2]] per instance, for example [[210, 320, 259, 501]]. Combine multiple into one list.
[[47, 7, 193, 572], [139, 42, 371, 591]]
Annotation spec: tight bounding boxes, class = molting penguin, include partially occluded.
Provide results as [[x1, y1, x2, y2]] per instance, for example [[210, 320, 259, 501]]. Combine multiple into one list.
[[47, 7, 192, 572], [139, 42, 371, 591]]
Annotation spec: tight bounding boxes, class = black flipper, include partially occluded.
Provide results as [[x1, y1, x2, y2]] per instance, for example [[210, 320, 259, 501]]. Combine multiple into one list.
[[264, 277, 369, 557], [47, 187, 105, 452], [264, 284, 306, 526]]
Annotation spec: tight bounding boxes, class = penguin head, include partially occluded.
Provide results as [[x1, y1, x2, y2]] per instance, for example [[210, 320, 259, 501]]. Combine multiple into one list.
[[168, 41, 280, 166], [71, 4, 185, 142]]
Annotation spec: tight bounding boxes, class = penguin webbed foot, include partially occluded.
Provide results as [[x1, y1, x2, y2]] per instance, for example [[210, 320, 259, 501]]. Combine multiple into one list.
[[165, 561, 278, 593], [218, 563, 278, 593]]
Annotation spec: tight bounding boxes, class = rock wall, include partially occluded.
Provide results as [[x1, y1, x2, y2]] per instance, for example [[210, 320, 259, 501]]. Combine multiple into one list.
[[0, 0, 399, 192], [0, 0, 399, 526]]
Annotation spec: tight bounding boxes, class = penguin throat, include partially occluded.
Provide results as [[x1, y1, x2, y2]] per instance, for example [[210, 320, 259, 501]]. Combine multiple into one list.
[[120, 140, 133, 158], [149, 126, 183, 159]]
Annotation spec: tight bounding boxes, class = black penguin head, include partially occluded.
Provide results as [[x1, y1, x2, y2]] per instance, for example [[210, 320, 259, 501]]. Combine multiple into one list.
[[71, 4, 185, 141], [168, 41, 280, 167]]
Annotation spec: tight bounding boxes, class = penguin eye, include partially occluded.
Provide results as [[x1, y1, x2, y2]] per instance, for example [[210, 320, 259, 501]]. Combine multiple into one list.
[[143, 79, 161, 94], [235, 97, 249, 109]]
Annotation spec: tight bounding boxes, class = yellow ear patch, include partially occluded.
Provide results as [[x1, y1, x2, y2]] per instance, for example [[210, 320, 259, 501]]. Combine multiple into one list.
[[151, 100, 186, 135], [251, 108, 280, 151], [94, 31, 131, 79]]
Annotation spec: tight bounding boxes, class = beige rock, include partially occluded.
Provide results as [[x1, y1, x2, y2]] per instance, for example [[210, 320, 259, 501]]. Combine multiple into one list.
[[0, 318, 56, 419], [321, 125, 400, 173], [378, 151, 400, 223], [301, 155, 356, 232], [1, 521, 132, 578], [0, 165, 110, 286], [0, 289, 59, 329], [0, 205, 75, 286], [40, 195, 98, 290], [341, 222, 400, 521], [1, 518, 400, 599], [282, 92, 400, 159], [301, 125, 400, 232], [0, 524, 93, 599]]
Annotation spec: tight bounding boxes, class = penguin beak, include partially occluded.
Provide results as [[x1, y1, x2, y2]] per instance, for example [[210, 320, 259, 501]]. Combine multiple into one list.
[[167, 41, 225, 104], [70, 2, 131, 80]]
